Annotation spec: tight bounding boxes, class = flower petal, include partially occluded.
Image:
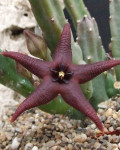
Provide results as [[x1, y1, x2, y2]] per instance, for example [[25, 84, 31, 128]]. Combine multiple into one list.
[[60, 80, 104, 131], [11, 76, 58, 122], [2, 51, 51, 78], [53, 23, 72, 64], [72, 59, 120, 83]]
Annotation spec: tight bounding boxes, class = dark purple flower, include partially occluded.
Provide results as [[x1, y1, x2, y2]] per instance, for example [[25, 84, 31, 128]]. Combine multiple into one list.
[[2, 23, 120, 131]]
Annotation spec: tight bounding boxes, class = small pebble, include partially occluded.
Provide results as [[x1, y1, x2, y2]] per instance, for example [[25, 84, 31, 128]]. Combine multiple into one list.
[[94, 142, 101, 149], [112, 113, 118, 119], [46, 140, 55, 148], [74, 133, 87, 143], [109, 126, 114, 132], [90, 124, 96, 129], [112, 144, 118, 148], [11, 137, 20, 150], [105, 108, 113, 116], [32, 146, 38, 150], [24, 143, 33, 150], [50, 146, 60, 150]]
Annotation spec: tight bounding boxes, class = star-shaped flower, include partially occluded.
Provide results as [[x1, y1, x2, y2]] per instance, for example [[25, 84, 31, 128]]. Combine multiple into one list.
[[2, 23, 120, 132]]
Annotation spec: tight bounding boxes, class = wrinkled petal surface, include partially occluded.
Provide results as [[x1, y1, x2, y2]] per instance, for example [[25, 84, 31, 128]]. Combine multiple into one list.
[[2, 51, 51, 78], [72, 60, 120, 83], [11, 76, 59, 122], [53, 23, 72, 65], [60, 80, 104, 131]]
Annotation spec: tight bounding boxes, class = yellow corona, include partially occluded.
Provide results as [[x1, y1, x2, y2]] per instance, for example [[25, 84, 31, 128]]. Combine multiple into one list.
[[59, 71, 65, 79]]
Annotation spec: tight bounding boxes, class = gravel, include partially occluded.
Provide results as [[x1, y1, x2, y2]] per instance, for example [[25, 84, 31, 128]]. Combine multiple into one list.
[[0, 95, 120, 150]]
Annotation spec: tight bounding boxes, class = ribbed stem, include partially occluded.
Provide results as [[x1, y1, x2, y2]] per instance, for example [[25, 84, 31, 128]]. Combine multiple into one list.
[[110, 0, 120, 80], [0, 50, 34, 97], [77, 16, 108, 108], [29, 0, 66, 53], [64, 0, 90, 30]]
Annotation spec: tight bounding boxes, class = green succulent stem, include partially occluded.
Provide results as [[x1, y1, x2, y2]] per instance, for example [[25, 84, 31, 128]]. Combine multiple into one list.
[[77, 17, 108, 109], [29, 0, 66, 53], [110, 0, 120, 80], [0, 50, 34, 97], [29, 0, 84, 64], [64, 0, 90, 30], [104, 71, 119, 97]]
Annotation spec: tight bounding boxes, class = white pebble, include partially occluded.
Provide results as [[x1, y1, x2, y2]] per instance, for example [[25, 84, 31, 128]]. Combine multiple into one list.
[[25, 143, 33, 150], [112, 144, 118, 149], [74, 133, 87, 143], [32, 146, 39, 150], [109, 126, 114, 132], [46, 140, 55, 147], [94, 142, 101, 149], [112, 113, 118, 119], [105, 108, 113, 116], [113, 148, 119, 150], [11, 137, 20, 149], [90, 124, 96, 129]]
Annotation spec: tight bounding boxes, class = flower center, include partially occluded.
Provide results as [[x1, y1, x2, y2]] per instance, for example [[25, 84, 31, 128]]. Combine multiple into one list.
[[59, 71, 65, 79], [50, 64, 73, 84]]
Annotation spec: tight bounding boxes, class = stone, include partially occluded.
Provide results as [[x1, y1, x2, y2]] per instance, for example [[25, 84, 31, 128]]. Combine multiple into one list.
[[24, 143, 33, 150], [94, 142, 101, 149], [11, 137, 20, 149], [112, 113, 118, 119], [90, 124, 96, 129], [105, 108, 113, 117], [46, 140, 55, 148], [32, 146, 39, 150], [50, 146, 60, 150], [118, 143, 120, 149], [74, 134, 87, 143]]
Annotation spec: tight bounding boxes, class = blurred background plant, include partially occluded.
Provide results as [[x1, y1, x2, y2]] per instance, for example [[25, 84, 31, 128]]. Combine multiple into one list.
[[0, 0, 120, 119]]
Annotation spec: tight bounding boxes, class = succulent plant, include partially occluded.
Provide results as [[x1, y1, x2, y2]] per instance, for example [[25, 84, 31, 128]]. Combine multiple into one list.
[[0, 0, 120, 130]]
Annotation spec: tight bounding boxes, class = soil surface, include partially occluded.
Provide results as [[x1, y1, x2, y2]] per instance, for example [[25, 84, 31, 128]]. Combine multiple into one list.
[[0, 96, 120, 149]]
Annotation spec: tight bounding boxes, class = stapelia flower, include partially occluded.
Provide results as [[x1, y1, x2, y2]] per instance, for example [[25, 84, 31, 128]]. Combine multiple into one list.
[[2, 23, 120, 131]]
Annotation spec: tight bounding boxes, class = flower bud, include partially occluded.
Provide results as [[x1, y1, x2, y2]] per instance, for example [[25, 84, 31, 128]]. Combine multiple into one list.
[[24, 30, 47, 60]]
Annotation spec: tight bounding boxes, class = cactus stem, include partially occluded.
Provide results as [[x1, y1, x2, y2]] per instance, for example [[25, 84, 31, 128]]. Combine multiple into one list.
[[70, 4, 73, 8], [77, 16, 108, 107], [64, 0, 90, 30]]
